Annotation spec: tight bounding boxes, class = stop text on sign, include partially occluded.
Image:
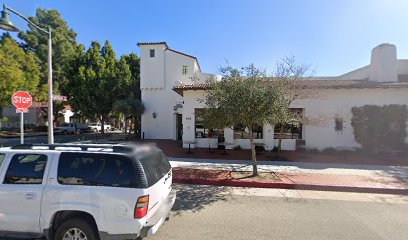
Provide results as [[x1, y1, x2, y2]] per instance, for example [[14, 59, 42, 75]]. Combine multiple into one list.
[[13, 96, 32, 104], [11, 91, 33, 110]]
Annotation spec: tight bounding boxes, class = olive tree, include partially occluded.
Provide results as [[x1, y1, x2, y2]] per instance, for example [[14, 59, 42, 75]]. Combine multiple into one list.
[[272, 56, 313, 153], [201, 65, 282, 176]]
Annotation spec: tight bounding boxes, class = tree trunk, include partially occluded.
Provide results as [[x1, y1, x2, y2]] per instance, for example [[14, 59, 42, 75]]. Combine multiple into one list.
[[249, 127, 258, 176], [0, 107, 3, 130], [100, 115, 105, 134], [123, 117, 127, 134], [277, 126, 284, 157], [128, 117, 134, 137], [136, 115, 141, 138]]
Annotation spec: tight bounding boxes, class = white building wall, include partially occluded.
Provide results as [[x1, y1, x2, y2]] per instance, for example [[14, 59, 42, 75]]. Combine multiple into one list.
[[182, 90, 206, 147], [140, 45, 166, 89], [182, 90, 296, 150], [369, 43, 398, 82], [140, 44, 203, 140], [181, 88, 408, 151], [141, 42, 408, 149], [397, 59, 408, 75], [293, 88, 408, 150], [138, 41, 223, 141], [165, 50, 196, 86]]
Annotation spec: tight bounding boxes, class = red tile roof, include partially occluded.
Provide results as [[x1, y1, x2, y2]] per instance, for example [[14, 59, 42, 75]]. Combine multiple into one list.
[[137, 42, 201, 71], [137, 42, 169, 49], [173, 84, 211, 96], [173, 79, 408, 96]]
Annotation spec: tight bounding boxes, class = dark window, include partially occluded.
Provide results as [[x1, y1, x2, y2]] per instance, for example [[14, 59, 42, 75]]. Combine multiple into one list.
[[3, 154, 48, 184], [274, 122, 302, 139], [274, 108, 303, 139], [182, 65, 188, 75], [57, 153, 140, 188], [335, 118, 343, 132], [150, 49, 155, 58], [195, 108, 224, 138], [233, 124, 263, 139], [0, 154, 5, 167], [139, 152, 171, 186]]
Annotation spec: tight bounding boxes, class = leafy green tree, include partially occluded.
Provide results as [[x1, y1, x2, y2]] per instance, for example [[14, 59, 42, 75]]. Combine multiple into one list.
[[0, 37, 40, 113], [121, 52, 141, 99], [201, 65, 281, 176], [117, 52, 143, 135], [113, 92, 145, 136], [67, 41, 131, 133], [17, 8, 79, 126], [18, 8, 78, 91]]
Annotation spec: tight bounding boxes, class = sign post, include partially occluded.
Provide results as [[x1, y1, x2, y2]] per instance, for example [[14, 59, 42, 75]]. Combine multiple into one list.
[[12, 91, 32, 144], [20, 111, 23, 144]]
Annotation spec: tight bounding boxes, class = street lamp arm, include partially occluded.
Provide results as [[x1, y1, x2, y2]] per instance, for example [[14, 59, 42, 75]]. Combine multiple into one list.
[[4, 4, 49, 34]]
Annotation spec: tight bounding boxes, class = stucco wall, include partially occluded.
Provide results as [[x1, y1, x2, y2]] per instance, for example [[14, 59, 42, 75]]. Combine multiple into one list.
[[182, 91, 297, 150], [140, 45, 166, 89], [140, 45, 202, 140], [182, 90, 206, 145], [292, 88, 408, 150], [181, 88, 408, 150]]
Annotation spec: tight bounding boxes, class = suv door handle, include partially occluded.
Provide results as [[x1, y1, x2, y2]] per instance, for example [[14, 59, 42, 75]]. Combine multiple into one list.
[[25, 192, 38, 200]]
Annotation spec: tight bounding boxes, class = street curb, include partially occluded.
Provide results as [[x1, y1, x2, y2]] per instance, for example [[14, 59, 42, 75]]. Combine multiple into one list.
[[0, 133, 47, 139], [173, 177, 408, 195]]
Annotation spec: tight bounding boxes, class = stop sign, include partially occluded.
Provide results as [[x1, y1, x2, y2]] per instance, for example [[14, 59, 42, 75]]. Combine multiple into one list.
[[12, 91, 33, 110]]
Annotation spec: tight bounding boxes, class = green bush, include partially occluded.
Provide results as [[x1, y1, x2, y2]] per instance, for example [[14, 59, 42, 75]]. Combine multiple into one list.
[[351, 104, 408, 151], [233, 145, 242, 150], [255, 145, 265, 152]]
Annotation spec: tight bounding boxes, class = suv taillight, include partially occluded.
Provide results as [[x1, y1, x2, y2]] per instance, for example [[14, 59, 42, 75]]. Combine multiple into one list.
[[134, 195, 149, 219]]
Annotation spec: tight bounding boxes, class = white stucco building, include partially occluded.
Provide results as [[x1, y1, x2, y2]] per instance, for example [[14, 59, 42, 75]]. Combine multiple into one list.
[[139, 42, 408, 151], [138, 42, 221, 140]]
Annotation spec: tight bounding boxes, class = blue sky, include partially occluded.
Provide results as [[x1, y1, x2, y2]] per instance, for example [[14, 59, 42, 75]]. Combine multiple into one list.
[[3, 0, 408, 76]]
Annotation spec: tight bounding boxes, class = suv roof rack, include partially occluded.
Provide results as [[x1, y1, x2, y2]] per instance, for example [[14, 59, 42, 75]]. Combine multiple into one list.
[[10, 144, 135, 153]]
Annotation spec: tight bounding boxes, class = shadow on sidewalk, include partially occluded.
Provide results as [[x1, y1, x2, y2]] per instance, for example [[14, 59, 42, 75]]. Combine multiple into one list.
[[171, 184, 228, 216]]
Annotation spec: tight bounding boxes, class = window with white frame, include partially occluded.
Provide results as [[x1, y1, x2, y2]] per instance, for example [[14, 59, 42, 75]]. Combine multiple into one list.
[[150, 49, 155, 58]]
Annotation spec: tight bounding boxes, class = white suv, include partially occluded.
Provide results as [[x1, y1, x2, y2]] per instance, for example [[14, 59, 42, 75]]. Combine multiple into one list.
[[0, 143, 176, 240]]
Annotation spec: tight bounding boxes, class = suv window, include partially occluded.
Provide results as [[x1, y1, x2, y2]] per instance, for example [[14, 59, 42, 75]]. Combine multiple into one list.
[[3, 154, 48, 184], [0, 154, 5, 167], [58, 152, 140, 188], [139, 152, 171, 186]]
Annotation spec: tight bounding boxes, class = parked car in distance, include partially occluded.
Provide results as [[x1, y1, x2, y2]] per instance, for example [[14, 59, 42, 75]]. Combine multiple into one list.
[[0, 143, 176, 240], [54, 123, 90, 134], [89, 123, 111, 132]]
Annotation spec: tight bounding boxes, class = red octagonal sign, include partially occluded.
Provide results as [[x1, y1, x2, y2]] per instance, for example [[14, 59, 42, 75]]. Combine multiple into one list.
[[12, 91, 33, 110]]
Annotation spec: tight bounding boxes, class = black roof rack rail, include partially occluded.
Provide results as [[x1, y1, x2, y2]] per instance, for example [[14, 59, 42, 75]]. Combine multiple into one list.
[[10, 144, 134, 152], [10, 144, 33, 149]]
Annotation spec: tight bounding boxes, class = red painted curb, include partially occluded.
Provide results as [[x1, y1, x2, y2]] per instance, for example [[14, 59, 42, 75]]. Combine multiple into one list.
[[173, 177, 408, 195]]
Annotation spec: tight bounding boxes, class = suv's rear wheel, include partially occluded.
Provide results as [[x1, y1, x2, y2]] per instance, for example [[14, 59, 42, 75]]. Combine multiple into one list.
[[55, 218, 99, 240]]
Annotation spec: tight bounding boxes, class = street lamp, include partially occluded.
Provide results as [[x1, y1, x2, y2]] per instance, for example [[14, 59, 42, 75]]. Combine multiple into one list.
[[0, 4, 54, 144]]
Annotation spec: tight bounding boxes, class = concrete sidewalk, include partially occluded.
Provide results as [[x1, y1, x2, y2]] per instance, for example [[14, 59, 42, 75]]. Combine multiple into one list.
[[169, 157, 408, 178], [169, 157, 408, 195]]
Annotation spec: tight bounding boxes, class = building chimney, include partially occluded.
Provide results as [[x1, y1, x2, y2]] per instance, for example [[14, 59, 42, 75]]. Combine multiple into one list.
[[369, 43, 398, 82]]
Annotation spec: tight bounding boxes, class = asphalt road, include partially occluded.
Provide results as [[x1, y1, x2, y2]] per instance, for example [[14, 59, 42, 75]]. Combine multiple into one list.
[[0, 184, 408, 240], [0, 133, 114, 147], [150, 184, 408, 240]]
